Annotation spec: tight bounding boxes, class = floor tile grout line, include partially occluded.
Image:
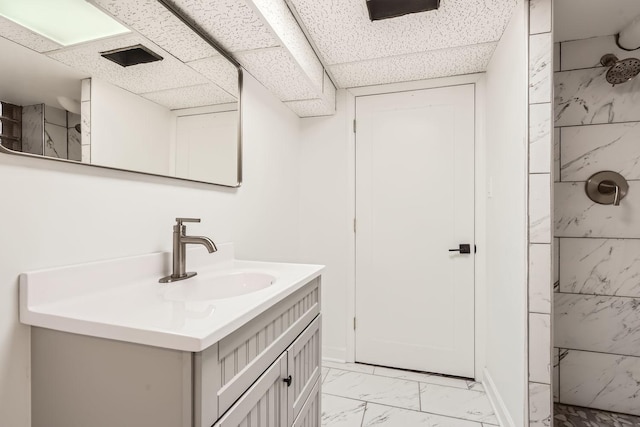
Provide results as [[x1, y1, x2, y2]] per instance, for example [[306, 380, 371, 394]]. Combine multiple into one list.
[[359, 402, 367, 427], [321, 392, 496, 425]]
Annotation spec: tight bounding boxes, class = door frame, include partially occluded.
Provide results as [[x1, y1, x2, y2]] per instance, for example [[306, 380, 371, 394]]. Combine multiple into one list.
[[343, 73, 488, 381]]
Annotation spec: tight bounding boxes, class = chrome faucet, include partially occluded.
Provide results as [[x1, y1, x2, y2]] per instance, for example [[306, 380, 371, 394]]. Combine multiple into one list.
[[159, 218, 217, 283]]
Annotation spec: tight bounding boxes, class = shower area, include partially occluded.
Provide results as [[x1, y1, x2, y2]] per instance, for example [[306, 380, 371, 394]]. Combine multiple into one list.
[[553, 1, 640, 425]]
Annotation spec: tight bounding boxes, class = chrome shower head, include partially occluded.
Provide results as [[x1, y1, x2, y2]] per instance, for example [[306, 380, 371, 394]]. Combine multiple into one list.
[[600, 53, 640, 85]]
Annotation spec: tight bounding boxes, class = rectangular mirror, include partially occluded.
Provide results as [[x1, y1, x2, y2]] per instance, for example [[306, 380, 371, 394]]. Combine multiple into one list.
[[0, 0, 242, 187]]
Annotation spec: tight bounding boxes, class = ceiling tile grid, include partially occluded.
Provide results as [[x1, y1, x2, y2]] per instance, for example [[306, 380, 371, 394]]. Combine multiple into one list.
[[330, 42, 497, 88], [287, 0, 517, 65], [0, 16, 62, 53], [90, 0, 219, 62], [141, 83, 236, 110], [187, 55, 239, 97], [170, 0, 279, 53], [46, 34, 210, 94], [249, 0, 324, 92], [235, 47, 321, 101]]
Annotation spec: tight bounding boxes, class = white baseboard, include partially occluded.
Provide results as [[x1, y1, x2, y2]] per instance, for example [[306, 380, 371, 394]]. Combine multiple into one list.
[[322, 345, 346, 362], [483, 367, 515, 427]]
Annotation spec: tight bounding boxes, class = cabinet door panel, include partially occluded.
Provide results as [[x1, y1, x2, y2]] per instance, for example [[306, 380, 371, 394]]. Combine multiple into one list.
[[292, 378, 320, 427], [215, 352, 287, 427], [217, 279, 320, 415], [288, 315, 321, 425]]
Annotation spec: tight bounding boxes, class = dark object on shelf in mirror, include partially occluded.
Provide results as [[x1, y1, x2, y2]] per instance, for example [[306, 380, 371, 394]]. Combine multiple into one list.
[[0, 101, 22, 152]]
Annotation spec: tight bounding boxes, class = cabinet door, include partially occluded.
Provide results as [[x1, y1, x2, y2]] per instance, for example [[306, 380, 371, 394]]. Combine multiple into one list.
[[287, 315, 321, 426], [215, 352, 287, 427], [293, 378, 320, 427]]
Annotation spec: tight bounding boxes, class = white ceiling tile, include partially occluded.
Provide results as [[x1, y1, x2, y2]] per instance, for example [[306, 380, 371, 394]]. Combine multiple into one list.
[[249, 0, 323, 92], [170, 0, 279, 52], [90, 0, 219, 62], [46, 34, 210, 94], [330, 43, 497, 88], [284, 71, 336, 117], [284, 98, 334, 117], [0, 16, 62, 53], [287, 0, 516, 65], [236, 47, 320, 101], [141, 83, 236, 110], [187, 55, 239, 97]]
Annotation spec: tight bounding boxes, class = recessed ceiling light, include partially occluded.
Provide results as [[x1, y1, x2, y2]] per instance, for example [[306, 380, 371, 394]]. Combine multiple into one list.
[[0, 0, 129, 46], [366, 0, 441, 21]]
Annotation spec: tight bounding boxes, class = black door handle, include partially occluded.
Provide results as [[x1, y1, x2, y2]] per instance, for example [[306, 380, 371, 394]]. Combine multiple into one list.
[[449, 244, 472, 254], [283, 375, 292, 387]]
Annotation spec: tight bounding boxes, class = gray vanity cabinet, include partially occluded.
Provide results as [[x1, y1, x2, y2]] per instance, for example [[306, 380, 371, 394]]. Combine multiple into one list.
[[213, 315, 321, 427], [31, 277, 321, 427]]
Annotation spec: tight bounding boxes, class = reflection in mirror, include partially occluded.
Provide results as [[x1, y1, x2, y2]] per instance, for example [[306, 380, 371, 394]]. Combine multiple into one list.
[[0, 0, 241, 187]]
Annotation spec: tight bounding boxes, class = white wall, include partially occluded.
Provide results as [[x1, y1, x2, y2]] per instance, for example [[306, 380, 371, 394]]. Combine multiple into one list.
[[0, 72, 301, 427], [299, 90, 352, 360], [483, 1, 528, 425], [91, 78, 174, 175]]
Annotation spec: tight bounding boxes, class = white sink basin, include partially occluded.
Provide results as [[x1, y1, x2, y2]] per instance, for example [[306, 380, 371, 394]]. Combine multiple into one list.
[[162, 271, 276, 301]]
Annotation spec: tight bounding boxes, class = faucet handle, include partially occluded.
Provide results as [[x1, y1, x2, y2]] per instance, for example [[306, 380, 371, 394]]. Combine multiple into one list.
[[176, 218, 201, 226]]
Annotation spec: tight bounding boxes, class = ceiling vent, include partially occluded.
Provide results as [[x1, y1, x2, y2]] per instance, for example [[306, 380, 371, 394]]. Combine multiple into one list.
[[366, 0, 440, 21], [100, 44, 163, 67]]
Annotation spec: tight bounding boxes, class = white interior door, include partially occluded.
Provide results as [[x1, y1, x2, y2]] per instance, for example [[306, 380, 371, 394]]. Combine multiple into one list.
[[355, 85, 475, 378]]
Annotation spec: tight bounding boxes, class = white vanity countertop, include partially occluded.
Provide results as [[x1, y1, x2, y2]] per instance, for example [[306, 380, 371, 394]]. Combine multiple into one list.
[[20, 243, 323, 352]]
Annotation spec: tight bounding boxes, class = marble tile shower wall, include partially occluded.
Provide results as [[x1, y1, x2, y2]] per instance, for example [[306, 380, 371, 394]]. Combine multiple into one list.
[[528, 0, 553, 426], [553, 34, 640, 417]]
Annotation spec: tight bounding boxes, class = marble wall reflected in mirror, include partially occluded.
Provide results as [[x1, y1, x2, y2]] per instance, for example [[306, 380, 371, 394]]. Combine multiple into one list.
[[0, 0, 241, 187]]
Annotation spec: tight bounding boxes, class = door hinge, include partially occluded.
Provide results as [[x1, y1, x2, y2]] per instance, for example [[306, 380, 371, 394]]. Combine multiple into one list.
[[353, 119, 356, 133], [353, 218, 356, 233], [353, 317, 356, 330]]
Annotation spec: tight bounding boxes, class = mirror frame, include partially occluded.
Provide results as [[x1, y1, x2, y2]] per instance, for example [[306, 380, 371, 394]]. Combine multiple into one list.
[[0, 0, 243, 188]]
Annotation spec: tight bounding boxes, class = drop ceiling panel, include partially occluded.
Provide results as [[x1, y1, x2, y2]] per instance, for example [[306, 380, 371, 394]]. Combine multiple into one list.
[[330, 43, 496, 88], [47, 34, 210, 94], [236, 47, 320, 101], [250, 0, 323, 92], [0, 16, 62, 53], [287, 0, 516, 65], [285, 98, 334, 117], [187, 55, 239, 97], [90, 0, 219, 62], [141, 83, 235, 110], [285, 71, 336, 116], [170, 0, 279, 52]]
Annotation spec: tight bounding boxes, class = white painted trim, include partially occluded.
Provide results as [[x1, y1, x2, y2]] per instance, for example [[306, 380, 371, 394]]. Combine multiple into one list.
[[321, 356, 347, 364], [474, 76, 488, 382], [344, 73, 487, 380], [345, 89, 357, 363], [484, 367, 514, 427], [322, 346, 347, 363], [348, 73, 485, 97]]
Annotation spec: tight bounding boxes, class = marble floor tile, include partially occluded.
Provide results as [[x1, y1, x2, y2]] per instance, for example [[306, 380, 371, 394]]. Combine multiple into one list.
[[419, 383, 498, 424], [323, 360, 375, 374], [362, 402, 482, 427], [554, 403, 640, 426], [321, 394, 366, 427], [323, 369, 420, 410], [373, 366, 471, 390]]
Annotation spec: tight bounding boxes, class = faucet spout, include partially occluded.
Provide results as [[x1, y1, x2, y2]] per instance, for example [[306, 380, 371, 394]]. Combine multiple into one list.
[[159, 218, 217, 283], [182, 236, 217, 253]]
